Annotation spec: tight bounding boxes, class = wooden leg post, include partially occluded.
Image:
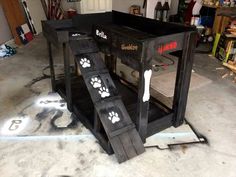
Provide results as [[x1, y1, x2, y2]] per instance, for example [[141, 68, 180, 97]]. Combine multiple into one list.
[[63, 42, 72, 111], [136, 64, 152, 142], [47, 41, 56, 91], [173, 32, 197, 127]]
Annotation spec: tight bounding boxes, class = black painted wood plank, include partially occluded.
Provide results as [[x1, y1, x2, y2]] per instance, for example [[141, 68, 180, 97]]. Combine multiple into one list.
[[129, 129, 146, 155], [109, 124, 135, 138], [147, 113, 173, 137], [96, 99, 134, 133], [119, 132, 138, 159], [110, 136, 128, 163]]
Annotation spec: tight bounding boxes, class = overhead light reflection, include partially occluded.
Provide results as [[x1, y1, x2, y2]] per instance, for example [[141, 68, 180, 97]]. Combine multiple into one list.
[[1, 116, 30, 135], [0, 134, 94, 142], [36, 96, 67, 110]]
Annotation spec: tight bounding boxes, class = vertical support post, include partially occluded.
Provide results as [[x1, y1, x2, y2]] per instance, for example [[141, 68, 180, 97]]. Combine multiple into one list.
[[136, 64, 152, 142], [94, 110, 101, 132], [112, 55, 117, 74], [105, 54, 116, 73], [104, 54, 109, 70], [172, 32, 197, 127], [63, 42, 72, 111], [47, 41, 56, 91]]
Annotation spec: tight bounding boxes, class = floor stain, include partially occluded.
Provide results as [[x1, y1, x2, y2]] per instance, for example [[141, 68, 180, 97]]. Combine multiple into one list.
[[181, 145, 188, 154], [57, 141, 64, 150], [80, 159, 85, 165], [77, 153, 85, 158], [75, 168, 80, 172], [24, 73, 50, 95], [79, 139, 84, 144], [5, 88, 33, 107], [89, 149, 97, 154]]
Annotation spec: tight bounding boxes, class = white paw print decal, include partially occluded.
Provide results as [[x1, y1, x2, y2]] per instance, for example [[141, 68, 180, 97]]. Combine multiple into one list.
[[98, 87, 110, 98], [90, 77, 102, 88], [108, 111, 120, 124], [80, 58, 91, 68]]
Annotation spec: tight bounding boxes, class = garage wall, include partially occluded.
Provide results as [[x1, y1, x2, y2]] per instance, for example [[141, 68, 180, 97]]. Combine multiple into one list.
[[62, 0, 178, 16], [112, 0, 145, 14], [113, 0, 179, 18], [146, 0, 179, 19], [61, 0, 77, 11], [23, 0, 47, 34], [0, 3, 12, 44], [170, 0, 179, 15]]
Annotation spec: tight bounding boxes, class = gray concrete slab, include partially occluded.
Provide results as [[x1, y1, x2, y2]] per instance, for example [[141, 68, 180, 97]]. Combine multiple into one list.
[[0, 35, 236, 177]]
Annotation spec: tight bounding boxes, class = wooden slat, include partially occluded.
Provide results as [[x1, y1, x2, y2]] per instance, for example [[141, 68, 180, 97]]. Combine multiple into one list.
[[147, 113, 173, 137], [96, 99, 134, 134], [129, 129, 145, 155], [223, 62, 236, 73], [110, 136, 128, 163], [216, 7, 236, 18], [109, 124, 135, 138], [94, 110, 102, 132], [119, 132, 138, 159], [213, 8, 231, 34]]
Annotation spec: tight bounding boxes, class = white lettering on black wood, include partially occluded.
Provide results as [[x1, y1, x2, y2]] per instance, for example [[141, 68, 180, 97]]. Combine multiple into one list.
[[96, 29, 107, 40], [121, 44, 138, 51]]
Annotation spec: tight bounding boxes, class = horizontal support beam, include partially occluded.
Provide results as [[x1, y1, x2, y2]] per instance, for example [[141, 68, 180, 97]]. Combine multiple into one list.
[[147, 113, 174, 137]]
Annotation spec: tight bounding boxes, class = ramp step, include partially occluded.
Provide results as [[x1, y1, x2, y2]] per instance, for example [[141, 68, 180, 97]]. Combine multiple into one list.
[[110, 129, 144, 163], [70, 39, 99, 55], [109, 124, 135, 138], [75, 53, 107, 74], [95, 99, 133, 134], [78, 69, 109, 78], [95, 99, 145, 163]]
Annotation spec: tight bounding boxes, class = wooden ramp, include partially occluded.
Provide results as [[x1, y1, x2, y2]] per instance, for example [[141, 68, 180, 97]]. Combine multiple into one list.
[[70, 37, 145, 163]]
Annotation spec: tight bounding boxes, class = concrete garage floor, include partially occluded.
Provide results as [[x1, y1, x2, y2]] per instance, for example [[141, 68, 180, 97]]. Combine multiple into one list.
[[0, 35, 236, 177]]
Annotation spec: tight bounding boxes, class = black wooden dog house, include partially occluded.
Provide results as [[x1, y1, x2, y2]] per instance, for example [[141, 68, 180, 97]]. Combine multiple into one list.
[[42, 11, 197, 163]]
